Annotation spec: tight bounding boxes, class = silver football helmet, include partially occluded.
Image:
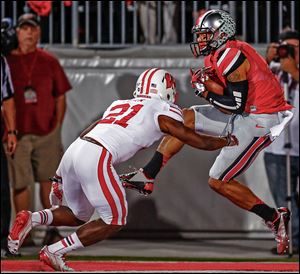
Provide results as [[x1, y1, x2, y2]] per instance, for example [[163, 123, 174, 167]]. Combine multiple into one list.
[[190, 10, 236, 57]]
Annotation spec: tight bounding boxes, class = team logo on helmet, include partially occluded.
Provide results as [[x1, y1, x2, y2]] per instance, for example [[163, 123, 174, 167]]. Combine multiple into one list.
[[164, 73, 176, 90]]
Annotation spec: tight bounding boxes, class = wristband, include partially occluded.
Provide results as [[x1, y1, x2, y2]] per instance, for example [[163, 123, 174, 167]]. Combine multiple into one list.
[[7, 130, 18, 136]]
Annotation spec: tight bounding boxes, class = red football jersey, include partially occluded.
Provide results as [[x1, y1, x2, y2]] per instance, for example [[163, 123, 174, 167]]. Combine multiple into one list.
[[204, 40, 292, 114]]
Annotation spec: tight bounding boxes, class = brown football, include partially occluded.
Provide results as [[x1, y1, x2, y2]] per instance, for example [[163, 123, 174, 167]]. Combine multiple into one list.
[[204, 77, 225, 95]]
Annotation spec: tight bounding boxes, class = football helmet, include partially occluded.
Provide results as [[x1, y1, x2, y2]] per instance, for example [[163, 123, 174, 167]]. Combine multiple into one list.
[[190, 10, 236, 57], [133, 68, 177, 104]]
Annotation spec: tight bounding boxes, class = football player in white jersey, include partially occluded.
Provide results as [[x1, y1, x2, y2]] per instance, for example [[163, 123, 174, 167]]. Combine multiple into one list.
[[7, 68, 237, 271]]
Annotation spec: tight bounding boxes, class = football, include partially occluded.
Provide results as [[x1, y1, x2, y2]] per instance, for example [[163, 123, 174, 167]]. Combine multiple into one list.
[[203, 75, 225, 96]]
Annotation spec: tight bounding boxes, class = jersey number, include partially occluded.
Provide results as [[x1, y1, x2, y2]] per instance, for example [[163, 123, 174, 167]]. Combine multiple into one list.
[[99, 103, 143, 128]]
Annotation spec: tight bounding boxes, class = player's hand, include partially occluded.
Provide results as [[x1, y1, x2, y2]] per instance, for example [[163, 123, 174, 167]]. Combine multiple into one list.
[[225, 133, 239, 146], [119, 168, 154, 196], [49, 176, 63, 206], [6, 134, 17, 156], [190, 67, 214, 96], [280, 56, 298, 75]]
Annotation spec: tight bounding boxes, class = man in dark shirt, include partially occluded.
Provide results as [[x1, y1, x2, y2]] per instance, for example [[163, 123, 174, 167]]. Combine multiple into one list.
[[6, 13, 72, 246]]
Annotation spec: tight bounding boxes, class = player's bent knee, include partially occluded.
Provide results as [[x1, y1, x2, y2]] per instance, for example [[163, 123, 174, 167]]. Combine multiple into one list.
[[183, 108, 195, 129]]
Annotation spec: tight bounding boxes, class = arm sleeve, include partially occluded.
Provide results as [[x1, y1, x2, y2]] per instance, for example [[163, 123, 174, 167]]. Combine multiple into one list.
[[206, 80, 248, 114], [206, 48, 248, 114]]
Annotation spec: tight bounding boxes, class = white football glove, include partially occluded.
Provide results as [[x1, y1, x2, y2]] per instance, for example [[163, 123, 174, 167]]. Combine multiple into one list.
[[49, 176, 63, 206]]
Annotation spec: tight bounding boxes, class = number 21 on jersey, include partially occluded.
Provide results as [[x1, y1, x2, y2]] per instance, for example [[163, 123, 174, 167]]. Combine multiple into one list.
[[99, 103, 143, 128]]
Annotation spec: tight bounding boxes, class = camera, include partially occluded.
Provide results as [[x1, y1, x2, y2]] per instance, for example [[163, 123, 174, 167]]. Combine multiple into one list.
[[1, 18, 18, 56], [277, 42, 295, 59]]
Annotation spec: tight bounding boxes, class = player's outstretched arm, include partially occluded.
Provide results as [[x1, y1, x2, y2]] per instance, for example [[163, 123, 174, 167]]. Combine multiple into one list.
[[158, 115, 238, 151]]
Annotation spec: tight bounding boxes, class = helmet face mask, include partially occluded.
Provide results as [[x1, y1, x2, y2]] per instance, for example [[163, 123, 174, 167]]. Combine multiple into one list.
[[190, 10, 236, 57], [134, 68, 177, 104]]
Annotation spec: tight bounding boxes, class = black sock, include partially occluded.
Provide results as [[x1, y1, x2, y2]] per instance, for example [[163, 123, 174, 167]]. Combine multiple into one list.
[[250, 204, 278, 222], [143, 151, 163, 179]]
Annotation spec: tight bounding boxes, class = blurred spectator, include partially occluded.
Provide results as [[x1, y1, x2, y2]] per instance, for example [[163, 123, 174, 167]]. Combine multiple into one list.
[[161, 1, 178, 44], [1, 55, 18, 258], [264, 30, 299, 254], [6, 13, 72, 246], [127, 1, 178, 45], [137, 1, 157, 44]]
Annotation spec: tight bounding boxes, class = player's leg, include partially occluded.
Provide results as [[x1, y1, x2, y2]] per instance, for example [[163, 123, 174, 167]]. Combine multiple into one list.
[[207, 113, 277, 211], [40, 140, 127, 271], [77, 144, 127, 245], [207, 113, 290, 254]]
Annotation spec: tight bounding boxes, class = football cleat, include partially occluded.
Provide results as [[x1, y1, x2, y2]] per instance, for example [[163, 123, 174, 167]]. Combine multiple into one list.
[[8, 210, 33, 254], [39, 246, 74, 272], [119, 168, 154, 195], [265, 207, 291, 255]]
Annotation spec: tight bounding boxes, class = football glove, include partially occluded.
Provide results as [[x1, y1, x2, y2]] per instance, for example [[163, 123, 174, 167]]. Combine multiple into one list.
[[190, 67, 212, 96], [49, 176, 63, 206], [119, 168, 154, 196]]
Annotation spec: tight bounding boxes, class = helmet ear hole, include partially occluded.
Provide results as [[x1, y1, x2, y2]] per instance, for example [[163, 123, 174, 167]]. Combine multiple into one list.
[[167, 94, 170, 100]]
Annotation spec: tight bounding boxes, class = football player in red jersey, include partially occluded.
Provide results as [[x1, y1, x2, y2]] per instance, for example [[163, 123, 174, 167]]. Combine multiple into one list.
[[120, 10, 293, 255]]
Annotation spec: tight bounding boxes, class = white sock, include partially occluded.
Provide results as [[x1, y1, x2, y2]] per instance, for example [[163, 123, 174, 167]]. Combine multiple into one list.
[[31, 209, 53, 227], [47, 232, 84, 255]]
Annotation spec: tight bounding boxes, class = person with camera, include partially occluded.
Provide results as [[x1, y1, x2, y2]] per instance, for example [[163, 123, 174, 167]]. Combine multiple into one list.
[[264, 30, 299, 254], [1, 55, 18, 258], [5, 13, 72, 247]]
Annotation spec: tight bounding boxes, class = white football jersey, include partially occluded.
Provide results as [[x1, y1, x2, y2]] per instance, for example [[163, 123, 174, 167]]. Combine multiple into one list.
[[85, 98, 183, 164]]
